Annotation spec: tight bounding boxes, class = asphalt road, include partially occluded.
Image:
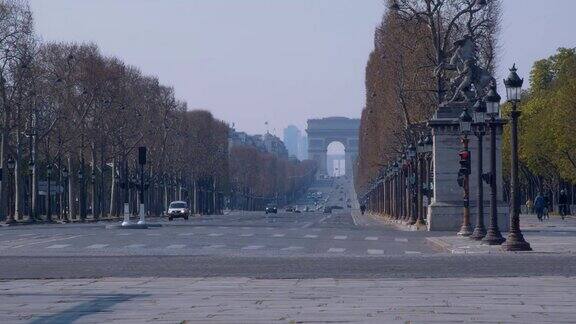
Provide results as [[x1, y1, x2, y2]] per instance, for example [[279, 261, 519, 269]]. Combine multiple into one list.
[[2, 176, 575, 280]]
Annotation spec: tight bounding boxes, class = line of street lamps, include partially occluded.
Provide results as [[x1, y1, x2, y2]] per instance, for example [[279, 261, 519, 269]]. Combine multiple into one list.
[[363, 64, 532, 251]]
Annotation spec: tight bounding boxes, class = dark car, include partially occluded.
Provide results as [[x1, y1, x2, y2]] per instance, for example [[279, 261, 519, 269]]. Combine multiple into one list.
[[265, 206, 278, 214], [167, 201, 190, 220]]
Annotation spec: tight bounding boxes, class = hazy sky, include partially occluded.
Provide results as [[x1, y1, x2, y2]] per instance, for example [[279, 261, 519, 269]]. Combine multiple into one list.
[[30, 0, 576, 136]]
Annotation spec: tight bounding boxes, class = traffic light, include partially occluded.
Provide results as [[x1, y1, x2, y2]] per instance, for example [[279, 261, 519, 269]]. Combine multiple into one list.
[[458, 150, 471, 176]]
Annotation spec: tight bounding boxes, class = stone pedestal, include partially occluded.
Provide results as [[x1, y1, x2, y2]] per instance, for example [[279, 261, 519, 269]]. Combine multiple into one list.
[[427, 102, 509, 232]]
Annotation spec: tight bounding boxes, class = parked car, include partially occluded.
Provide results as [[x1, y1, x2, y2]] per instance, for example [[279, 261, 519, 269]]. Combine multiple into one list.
[[265, 206, 278, 214], [167, 201, 190, 220]]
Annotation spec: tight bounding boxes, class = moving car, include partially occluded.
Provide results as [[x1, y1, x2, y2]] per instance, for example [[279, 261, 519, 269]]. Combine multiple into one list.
[[265, 206, 278, 214], [167, 201, 190, 220]]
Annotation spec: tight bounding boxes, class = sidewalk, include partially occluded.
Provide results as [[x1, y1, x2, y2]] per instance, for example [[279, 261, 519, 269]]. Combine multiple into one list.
[[1, 276, 576, 323], [428, 214, 576, 254]]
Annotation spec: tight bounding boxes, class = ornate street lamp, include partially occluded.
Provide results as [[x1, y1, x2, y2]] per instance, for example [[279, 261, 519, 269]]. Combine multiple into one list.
[[482, 82, 506, 245], [407, 144, 417, 225], [5, 158, 16, 224], [503, 64, 531, 251], [457, 108, 473, 236], [46, 165, 53, 222], [470, 100, 487, 240], [61, 167, 69, 221]]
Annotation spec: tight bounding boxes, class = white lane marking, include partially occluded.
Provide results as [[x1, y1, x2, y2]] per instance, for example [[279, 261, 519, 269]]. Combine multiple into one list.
[[334, 235, 348, 240], [242, 245, 264, 250], [86, 244, 109, 249], [218, 226, 229, 229], [266, 227, 274, 230], [204, 244, 225, 249], [178, 233, 195, 236], [240, 233, 254, 237], [367, 249, 384, 255], [46, 244, 70, 249], [395, 238, 408, 242], [117, 233, 132, 236], [147, 233, 161, 236], [365, 236, 379, 241], [328, 248, 346, 253], [167, 244, 186, 249], [281, 246, 303, 251], [125, 244, 146, 249], [304, 235, 318, 239], [18, 233, 36, 237], [242, 227, 252, 230], [405, 251, 422, 254], [13, 235, 84, 249], [208, 233, 223, 237], [272, 234, 285, 238]]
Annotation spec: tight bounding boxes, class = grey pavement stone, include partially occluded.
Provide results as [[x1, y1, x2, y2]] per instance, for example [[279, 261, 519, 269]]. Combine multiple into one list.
[[1, 276, 576, 323]]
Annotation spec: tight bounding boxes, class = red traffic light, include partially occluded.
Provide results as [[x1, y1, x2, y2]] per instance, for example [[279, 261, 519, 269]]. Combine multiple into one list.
[[459, 150, 470, 160]]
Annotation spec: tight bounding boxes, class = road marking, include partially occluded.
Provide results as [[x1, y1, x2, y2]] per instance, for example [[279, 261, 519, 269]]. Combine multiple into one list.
[[272, 234, 285, 238], [218, 226, 229, 229], [178, 233, 195, 236], [240, 233, 254, 237], [266, 227, 274, 230], [242, 227, 252, 230], [334, 235, 348, 240], [365, 236, 379, 241], [46, 244, 70, 249], [328, 248, 345, 253], [147, 233, 161, 236], [18, 233, 36, 237], [125, 244, 146, 249], [86, 244, 109, 249], [12, 235, 84, 249], [117, 233, 133, 236], [167, 244, 186, 249], [405, 251, 422, 254], [367, 249, 384, 255], [242, 245, 264, 250], [281, 246, 303, 251], [395, 238, 409, 242], [304, 234, 318, 239], [208, 233, 223, 237], [204, 244, 225, 249]]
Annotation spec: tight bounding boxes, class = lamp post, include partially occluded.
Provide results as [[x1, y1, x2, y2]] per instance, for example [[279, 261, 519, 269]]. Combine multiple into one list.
[[482, 82, 506, 245], [457, 108, 473, 236], [27, 160, 35, 223], [470, 100, 487, 240], [5, 157, 16, 224], [77, 169, 84, 222], [503, 64, 532, 251], [407, 144, 417, 225], [61, 167, 68, 221], [415, 137, 426, 227], [46, 165, 53, 222], [392, 161, 400, 219]]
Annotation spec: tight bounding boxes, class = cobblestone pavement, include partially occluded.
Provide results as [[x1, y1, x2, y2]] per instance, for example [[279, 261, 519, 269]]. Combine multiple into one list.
[[1, 276, 575, 323], [428, 214, 576, 254]]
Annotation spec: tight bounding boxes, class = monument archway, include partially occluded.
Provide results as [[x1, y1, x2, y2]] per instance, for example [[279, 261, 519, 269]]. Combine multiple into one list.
[[306, 117, 360, 177]]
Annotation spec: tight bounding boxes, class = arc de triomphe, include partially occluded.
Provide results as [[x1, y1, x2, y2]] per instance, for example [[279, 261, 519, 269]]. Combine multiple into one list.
[[306, 117, 360, 177]]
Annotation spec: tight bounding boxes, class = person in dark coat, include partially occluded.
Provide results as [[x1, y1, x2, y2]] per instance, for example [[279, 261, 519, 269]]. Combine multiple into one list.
[[534, 193, 545, 222], [559, 189, 570, 220]]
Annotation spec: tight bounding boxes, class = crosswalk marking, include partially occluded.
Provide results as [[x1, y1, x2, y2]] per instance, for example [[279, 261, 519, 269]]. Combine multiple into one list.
[[272, 234, 285, 238], [167, 244, 186, 249], [46, 244, 70, 249], [204, 244, 225, 249], [328, 248, 345, 253], [367, 249, 384, 255], [405, 251, 422, 254], [281, 246, 303, 251], [240, 233, 254, 237], [334, 235, 348, 240], [125, 244, 146, 249], [365, 237, 379, 241], [208, 233, 223, 237], [395, 238, 408, 242], [242, 245, 264, 250], [86, 244, 108, 249], [304, 234, 318, 239]]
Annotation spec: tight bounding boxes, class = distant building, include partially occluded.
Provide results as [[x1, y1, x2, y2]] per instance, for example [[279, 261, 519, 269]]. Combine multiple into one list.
[[298, 135, 308, 160], [283, 125, 301, 159], [229, 127, 288, 158]]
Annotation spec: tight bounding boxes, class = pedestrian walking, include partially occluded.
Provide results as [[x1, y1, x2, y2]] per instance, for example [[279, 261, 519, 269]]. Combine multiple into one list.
[[544, 194, 551, 220], [534, 193, 545, 222], [360, 204, 366, 215], [525, 198, 533, 215], [559, 189, 570, 220]]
